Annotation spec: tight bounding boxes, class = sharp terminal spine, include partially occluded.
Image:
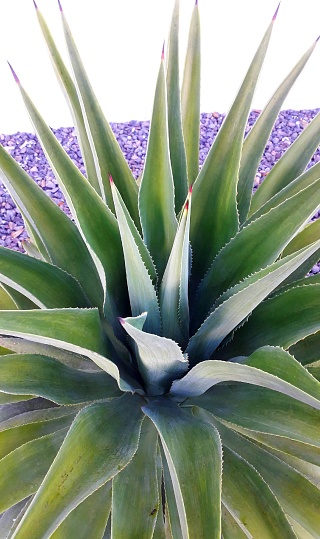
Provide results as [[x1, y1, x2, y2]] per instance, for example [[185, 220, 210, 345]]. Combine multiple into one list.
[[33, 0, 38, 9], [272, 2, 280, 21], [109, 173, 114, 185], [118, 317, 125, 326], [7, 62, 19, 84], [161, 41, 165, 60], [58, 0, 63, 12]]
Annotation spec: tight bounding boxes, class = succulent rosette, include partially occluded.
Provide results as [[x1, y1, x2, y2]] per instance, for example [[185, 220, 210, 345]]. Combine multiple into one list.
[[0, 1, 320, 537]]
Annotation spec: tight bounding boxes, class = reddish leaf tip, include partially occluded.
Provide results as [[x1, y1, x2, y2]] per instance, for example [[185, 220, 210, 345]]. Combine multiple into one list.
[[7, 62, 20, 84], [109, 173, 114, 185], [188, 184, 193, 195], [272, 2, 280, 21], [58, 0, 63, 12], [33, 0, 38, 9], [118, 317, 125, 326], [161, 41, 165, 60], [185, 199, 189, 212]]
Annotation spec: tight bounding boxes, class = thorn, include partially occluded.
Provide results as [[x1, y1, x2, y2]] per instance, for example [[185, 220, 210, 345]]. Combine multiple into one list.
[[272, 2, 280, 21], [161, 41, 165, 60], [58, 0, 63, 12], [188, 184, 193, 195], [185, 199, 189, 212], [33, 0, 38, 9], [7, 62, 19, 84], [195, 0, 198, 5], [118, 317, 125, 326], [109, 173, 113, 185], [316, 35, 320, 43]]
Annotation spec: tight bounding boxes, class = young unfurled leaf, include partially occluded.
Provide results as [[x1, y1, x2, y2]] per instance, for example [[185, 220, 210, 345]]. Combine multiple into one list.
[[120, 316, 188, 396], [139, 52, 177, 278]]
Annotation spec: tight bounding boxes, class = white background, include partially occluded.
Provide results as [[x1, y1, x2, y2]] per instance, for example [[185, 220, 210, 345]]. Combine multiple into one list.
[[0, 0, 319, 133]]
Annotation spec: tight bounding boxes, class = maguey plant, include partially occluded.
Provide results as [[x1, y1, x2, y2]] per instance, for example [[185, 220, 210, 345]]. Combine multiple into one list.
[[0, 0, 320, 537]]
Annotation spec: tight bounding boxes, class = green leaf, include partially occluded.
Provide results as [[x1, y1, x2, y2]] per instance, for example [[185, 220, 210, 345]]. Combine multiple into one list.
[[181, 1, 200, 185], [112, 418, 159, 539], [160, 444, 183, 539], [221, 503, 250, 539], [166, 0, 188, 211], [60, 9, 140, 226], [0, 246, 90, 309], [142, 397, 222, 539], [13, 80, 129, 319], [245, 161, 320, 224], [290, 331, 320, 365], [238, 39, 318, 223], [120, 316, 188, 396], [171, 347, 320, 409], [219, 282, 320, 358], [0, 308, 141, 393], [0, 353, 121, 404], [139, 55, 177, 278], [160, 190, 191, 347], [188, 384, 320, 449], [35, 4, 102, 197], [209, 417, 320, 537], [0, 410, 76, 461], [0, 285, 17, 310], [195, 177, 320, 322], [220, 446, 295, 538], [0, 397, 54, 425], [249, 110, 320, 216], [226, 425, 320, 469], [278, 218, 320, 285], [1, 284, 38, 311], [0, 499, 31, 539], [0, 143, 103, 310], [188, 241, 320, 362], [190, 15, 275, 280], [51, 481, 112, 539], [12, 394, 143, 539], [0, 393, 33, 405], [111, 179, 161, 334], [0, 428, 68, 514]]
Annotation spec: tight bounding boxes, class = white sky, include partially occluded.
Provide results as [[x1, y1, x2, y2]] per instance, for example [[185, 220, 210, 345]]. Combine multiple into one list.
[[0, 0, 320, 133]]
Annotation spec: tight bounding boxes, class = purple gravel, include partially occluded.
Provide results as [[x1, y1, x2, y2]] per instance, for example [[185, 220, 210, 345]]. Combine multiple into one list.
[[0, 109, 319, 274]]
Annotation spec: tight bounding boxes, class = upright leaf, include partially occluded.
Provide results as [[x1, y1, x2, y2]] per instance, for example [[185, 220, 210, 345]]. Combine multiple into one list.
[[0, 143, 103, 309], [190, 10, 276, 280], [111, 178, 161, 335], [35, 3, 102, 197], [195, 177, 320, 322], [160, 188, 191, 348], [218, 282, 320, 359], [238, 38, 318, 223], [249, 109, 320, 216], [181, 0, 200, 185], [188, 241, 320, 362], [59, 4, 140, 225], [10, 73, 129, 318], [166, 0, 188, 211], [139, 52, 177, 277]]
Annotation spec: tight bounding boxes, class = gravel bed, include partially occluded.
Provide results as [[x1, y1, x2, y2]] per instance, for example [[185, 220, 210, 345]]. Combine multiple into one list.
[[0, 108, 319, 275]]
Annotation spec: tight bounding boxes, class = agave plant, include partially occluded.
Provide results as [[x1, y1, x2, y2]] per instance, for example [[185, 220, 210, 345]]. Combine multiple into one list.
[[0, 0, 320, 537]]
